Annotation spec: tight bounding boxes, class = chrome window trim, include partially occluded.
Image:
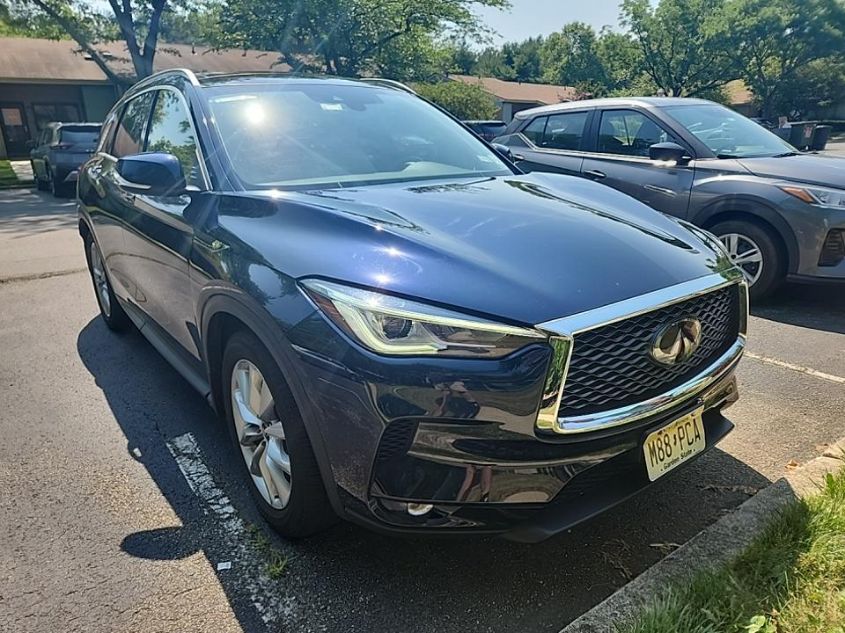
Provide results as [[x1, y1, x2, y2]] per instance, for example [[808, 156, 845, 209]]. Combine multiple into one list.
[[535, 271, 748, 434]]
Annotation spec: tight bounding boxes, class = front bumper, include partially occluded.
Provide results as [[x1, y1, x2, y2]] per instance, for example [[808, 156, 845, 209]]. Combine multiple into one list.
[[784, 199, 845, 279], [285, 275, 746, 541], [361, 366, 738, 542]]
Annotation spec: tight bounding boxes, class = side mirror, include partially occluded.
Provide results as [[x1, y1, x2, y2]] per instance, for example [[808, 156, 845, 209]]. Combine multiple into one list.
[[492, 142, 516, 162], [649, 142, 691, 165], [116, 152, 186, 195]]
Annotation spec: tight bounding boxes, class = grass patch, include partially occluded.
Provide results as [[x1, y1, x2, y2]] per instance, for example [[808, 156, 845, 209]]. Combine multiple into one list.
[[619, 467, 845, 633], [0, 160, 20, 186], [246, 522, 289, 580]]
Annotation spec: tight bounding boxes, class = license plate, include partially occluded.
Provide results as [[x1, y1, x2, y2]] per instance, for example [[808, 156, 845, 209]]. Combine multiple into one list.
[[643, 407, 705, 482]]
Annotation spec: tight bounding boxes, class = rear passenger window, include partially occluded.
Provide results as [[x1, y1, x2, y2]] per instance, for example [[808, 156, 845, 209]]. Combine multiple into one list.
[[111, 92, 155, 158], [521, 116, 547, 145], [542, 112, 588, 150], [521, 112, 588, 150]]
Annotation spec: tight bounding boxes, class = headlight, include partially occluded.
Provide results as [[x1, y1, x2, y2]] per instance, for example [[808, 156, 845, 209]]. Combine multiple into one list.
[[301, 279, 546, 357], [780, 184, 845, 210]]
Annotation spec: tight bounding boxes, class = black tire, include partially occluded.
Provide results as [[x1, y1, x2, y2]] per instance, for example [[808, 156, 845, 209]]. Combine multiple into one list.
[[84, 235, 131, 332], [710, 220, 784, 300], [49, 167, 71, 198], [222, 331, 337, 538], [33, 162, 49, 191]]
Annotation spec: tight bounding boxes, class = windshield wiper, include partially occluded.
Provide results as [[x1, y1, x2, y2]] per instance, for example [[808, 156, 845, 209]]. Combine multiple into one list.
[[772, 151, 799, 158]]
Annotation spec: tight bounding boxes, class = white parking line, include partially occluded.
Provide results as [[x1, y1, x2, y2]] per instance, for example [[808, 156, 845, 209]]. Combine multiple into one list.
[[745, 351, 845, 385], [166, 432, 294, 626]]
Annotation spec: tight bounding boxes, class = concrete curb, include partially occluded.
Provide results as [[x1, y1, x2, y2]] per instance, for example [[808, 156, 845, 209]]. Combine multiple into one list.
[[560, 440, 845, 633]]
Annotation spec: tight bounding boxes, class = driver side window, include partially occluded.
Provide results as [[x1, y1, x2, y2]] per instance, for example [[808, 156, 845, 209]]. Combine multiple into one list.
[[597, 110, 671, 157], [145, 90, 203, 188]]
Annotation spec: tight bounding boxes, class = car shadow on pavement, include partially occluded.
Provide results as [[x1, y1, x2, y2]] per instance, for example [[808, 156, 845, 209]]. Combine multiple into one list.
[[752, 283, 845, 335], [77, 316, 772, 633]]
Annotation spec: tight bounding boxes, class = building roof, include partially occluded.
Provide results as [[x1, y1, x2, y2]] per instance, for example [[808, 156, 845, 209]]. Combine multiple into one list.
[[0, 37, 291, 84], [450, 75, 578, 105]]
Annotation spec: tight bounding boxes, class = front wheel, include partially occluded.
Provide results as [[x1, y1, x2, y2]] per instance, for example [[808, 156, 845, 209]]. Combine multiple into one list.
[[710, 220, 784, 300], [222, 331, 336, 538], [85, 237, 131, 331]]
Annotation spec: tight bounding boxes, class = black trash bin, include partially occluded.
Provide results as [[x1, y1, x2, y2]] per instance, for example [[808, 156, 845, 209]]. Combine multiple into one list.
[[811, 125, 832, 151], [788, 122, 817, 150]]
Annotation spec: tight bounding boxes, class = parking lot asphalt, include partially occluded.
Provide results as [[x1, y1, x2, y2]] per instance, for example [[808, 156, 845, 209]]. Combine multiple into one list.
[[1, 189, 844, 633]]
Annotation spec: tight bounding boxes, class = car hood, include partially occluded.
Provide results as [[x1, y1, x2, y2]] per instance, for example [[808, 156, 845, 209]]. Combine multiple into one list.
[[738, 153, 845, 188], [220, 174, 728, 325]]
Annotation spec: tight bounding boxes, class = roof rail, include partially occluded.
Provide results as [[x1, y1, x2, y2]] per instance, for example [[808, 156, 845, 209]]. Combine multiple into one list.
[[128, 68, 201, 94], [358, 78, 416, 95]]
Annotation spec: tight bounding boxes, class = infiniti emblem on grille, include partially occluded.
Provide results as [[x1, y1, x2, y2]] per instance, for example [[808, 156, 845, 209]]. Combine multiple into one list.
[[650, 318, 702, 365]]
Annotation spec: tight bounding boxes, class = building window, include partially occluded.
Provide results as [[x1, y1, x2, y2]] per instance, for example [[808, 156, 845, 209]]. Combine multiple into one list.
[[32, 103, 82, 133]]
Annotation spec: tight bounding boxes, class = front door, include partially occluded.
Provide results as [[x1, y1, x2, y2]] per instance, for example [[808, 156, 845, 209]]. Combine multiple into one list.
[[581, 108, 694, 218], [0, 104, 30, 158], [120, 87, 207, 360]]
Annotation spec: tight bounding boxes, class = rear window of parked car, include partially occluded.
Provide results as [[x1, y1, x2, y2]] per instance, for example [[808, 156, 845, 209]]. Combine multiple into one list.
[[520, 111, 588, 150], [59, 127, 100, 145]]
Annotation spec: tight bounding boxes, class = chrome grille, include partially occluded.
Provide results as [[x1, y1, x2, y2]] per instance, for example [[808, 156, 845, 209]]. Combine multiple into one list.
[[559, 285, 740, 418]]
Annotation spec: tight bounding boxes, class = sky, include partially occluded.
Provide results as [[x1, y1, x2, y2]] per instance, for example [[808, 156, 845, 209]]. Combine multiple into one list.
[[474, 0, 629, 43]]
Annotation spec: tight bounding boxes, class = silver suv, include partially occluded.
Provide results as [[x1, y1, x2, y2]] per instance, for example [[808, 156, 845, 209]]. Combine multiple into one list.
[[496, 97, 845, 299]]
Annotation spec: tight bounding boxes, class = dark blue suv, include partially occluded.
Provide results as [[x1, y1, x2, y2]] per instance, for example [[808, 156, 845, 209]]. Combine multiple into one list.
[[78, 70, 748, 541]]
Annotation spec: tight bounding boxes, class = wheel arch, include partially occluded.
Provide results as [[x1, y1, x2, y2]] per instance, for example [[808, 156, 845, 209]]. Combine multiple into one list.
[[199, 290, 344, 516], [692, 199, 799, 274]]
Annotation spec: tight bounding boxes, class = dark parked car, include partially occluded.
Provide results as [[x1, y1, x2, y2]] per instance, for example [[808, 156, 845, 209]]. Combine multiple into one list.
[[78, 71, 748, 541], [495, 98, 845, 298], [30, 122, 101, 197], [464, 120, 508, 142]]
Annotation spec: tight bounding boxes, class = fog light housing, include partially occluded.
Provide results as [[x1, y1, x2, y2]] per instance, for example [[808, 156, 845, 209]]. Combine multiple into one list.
[[407, 503, 434, 516], [819, 230, 844, 267]]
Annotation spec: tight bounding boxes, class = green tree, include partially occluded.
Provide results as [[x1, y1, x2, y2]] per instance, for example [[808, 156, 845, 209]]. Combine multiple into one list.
[[474, 46, 509, 78], [595, 28, 655, 95], [767, 58, 845, 119], [502, 36, 543, 82], [540, 23, 606, 92], [621, 0, 736, 97], [414, 80, 497, 119], [214, 0, 507, 78], [446, 38, 478, 75], [729, 0, 845, 117], [9, 0, 185, 85]]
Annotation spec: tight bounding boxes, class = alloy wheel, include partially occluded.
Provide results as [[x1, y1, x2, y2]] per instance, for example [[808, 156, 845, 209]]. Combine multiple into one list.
[[230, 359, 292, 509], [718, 232, 764, 286], [89, 241, 111, 317]]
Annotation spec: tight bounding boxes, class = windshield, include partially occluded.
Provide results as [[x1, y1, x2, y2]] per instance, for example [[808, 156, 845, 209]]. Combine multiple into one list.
[[204, 83, 511, 189], [664, 104, 795, 159]]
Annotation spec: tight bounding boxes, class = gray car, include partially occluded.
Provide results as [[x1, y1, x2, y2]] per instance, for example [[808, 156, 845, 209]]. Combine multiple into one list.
[[30, 122, 101, 197], [495, 98, 845, 298]]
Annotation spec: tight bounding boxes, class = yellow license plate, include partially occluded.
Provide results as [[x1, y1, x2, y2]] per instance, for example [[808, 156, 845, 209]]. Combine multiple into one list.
[[643, 407, 705, 482]]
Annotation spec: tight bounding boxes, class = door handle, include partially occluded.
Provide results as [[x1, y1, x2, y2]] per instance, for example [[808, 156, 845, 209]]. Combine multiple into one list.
[[584, 170, 607, 179], [512, 153, 525, 162]]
